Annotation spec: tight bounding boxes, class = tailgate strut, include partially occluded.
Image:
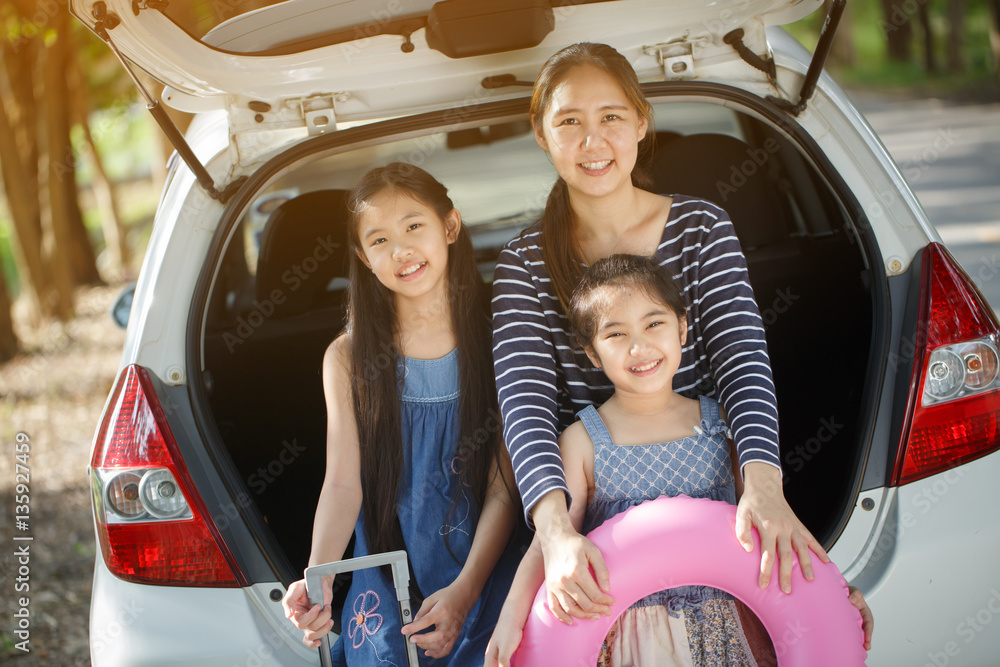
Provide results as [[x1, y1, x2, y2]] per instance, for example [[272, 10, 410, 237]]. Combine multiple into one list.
[[88, 1, 243, 203], [765, 0, 847, 116]]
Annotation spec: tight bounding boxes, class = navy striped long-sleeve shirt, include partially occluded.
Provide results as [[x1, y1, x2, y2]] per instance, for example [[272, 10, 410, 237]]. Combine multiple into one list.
[[491, 195, 782, 524]]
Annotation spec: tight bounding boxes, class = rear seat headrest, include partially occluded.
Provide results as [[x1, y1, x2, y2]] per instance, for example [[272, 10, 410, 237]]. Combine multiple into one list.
[[255, 189, 351, 317], [651, 133, 789, 250]]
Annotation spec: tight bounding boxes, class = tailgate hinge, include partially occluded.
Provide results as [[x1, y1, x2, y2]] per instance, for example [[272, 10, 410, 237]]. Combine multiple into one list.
[[298, 94, 348, 136], [644, 40, 704, 80]]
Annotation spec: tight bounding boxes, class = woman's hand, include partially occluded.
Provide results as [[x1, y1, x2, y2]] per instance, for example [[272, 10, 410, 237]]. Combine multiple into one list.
[[484, 606, 527, 667], [531, 491, 614, 622], [401, 579, 476, 659], [282, 576, 335, 649], [735, 462, 830, 594], [848, 586, 874, 651], [538, 525, 614, 622]]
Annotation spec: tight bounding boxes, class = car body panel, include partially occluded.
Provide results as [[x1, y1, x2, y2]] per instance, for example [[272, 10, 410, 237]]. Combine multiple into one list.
[[71, 0, 822, 152], [853, 451, 1000, 667], [90, 558, 315, 666], [120, 111, 231, 383]]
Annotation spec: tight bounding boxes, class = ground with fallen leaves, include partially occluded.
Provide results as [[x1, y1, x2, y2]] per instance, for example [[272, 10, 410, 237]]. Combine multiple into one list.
[[1, 285, 127, 665]]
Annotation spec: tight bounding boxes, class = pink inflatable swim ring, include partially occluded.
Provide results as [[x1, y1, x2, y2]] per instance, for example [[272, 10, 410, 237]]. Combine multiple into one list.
[[512, 495, 866, 667]]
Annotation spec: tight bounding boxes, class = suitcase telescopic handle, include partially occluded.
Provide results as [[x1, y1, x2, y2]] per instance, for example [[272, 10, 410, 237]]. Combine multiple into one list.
[[304, 551, 420, 667]]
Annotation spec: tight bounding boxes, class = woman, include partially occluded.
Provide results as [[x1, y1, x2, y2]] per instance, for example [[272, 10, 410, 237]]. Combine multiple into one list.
[[488, 43, 873, 660]]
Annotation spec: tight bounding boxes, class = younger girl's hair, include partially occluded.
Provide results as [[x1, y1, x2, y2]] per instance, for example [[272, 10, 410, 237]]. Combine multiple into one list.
[[530, 42, 655, 311], [568, 253, 686, 350], [344, 162, 506, 556]]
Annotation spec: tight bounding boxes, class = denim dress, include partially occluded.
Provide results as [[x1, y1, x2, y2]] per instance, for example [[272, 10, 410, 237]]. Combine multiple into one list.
[[331, 349, 518, 666], [580, 396, 762, 667]]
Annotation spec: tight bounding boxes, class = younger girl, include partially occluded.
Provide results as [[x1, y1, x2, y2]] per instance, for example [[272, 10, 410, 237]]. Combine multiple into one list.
[[283, 163, 521, 665], [489, 254, 781, 666]]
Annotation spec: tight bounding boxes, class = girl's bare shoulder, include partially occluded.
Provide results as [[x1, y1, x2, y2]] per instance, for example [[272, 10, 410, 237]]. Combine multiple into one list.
[[558, 419, 594, 453], [322, 333, 352, 387]]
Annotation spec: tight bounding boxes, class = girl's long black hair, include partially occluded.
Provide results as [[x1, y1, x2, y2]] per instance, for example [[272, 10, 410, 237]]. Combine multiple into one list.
[[344, 162, 508, 556]]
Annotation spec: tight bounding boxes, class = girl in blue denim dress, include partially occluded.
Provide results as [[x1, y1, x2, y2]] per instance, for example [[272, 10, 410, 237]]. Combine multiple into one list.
[[488, 254, 774, 667], [282, 163, 522, 666]]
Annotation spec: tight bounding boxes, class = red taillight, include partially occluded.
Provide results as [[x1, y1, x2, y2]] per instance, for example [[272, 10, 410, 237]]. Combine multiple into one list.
[[892, 243, 1000, 486], [90, 365, 246, 586]]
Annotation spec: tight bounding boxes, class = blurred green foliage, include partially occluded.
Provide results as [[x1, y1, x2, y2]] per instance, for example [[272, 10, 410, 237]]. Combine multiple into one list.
[[786, 0, 998, 95]]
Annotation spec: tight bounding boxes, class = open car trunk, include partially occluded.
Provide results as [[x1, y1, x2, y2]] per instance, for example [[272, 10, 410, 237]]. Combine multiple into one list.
[[193, 86, 878, 584]]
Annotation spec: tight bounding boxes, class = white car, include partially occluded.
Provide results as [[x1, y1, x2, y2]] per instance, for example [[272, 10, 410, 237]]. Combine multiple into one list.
[[72, 0, 1000, 665]]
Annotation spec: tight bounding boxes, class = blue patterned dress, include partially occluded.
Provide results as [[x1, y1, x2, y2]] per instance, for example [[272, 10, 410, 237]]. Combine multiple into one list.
[[580, 396, 761, 667], [331, 349, 520, 666]]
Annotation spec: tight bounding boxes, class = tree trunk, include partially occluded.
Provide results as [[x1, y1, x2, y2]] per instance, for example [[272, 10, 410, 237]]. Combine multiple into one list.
[[918, 0, 937, 73], [84, 120, 131, 277], [39, 3, 77, 320], [0, 253, 20, 363], [2, 26, 42, 238], [880, 0, 914, 62], [50, 11, 103, 287], [991, 0, 1000, 76], [68, 39, 131, 278], [948, 0, 965, 73], [0, 64, 53, 319]]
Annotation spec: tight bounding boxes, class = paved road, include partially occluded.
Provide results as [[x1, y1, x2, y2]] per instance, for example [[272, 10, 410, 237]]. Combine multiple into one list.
[[851, 92, 1000, 315]]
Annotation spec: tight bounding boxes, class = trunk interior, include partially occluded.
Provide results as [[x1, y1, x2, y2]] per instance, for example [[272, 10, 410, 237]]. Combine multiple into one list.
[[197, 94, 877, 584]]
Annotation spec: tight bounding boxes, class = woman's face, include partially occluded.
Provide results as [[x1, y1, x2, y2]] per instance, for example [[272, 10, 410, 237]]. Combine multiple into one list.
[[534, 64, 648, 200]]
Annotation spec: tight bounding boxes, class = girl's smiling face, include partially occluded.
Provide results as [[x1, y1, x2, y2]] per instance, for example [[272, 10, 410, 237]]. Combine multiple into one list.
[[585, 287, 687, 396], [355, 188, 459, 302], [534, 64, 648, 199]]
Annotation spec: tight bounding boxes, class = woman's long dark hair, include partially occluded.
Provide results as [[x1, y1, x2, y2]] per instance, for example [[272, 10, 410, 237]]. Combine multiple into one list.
[[530, 42, 656, 311], [344, 162, 507, 556]]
